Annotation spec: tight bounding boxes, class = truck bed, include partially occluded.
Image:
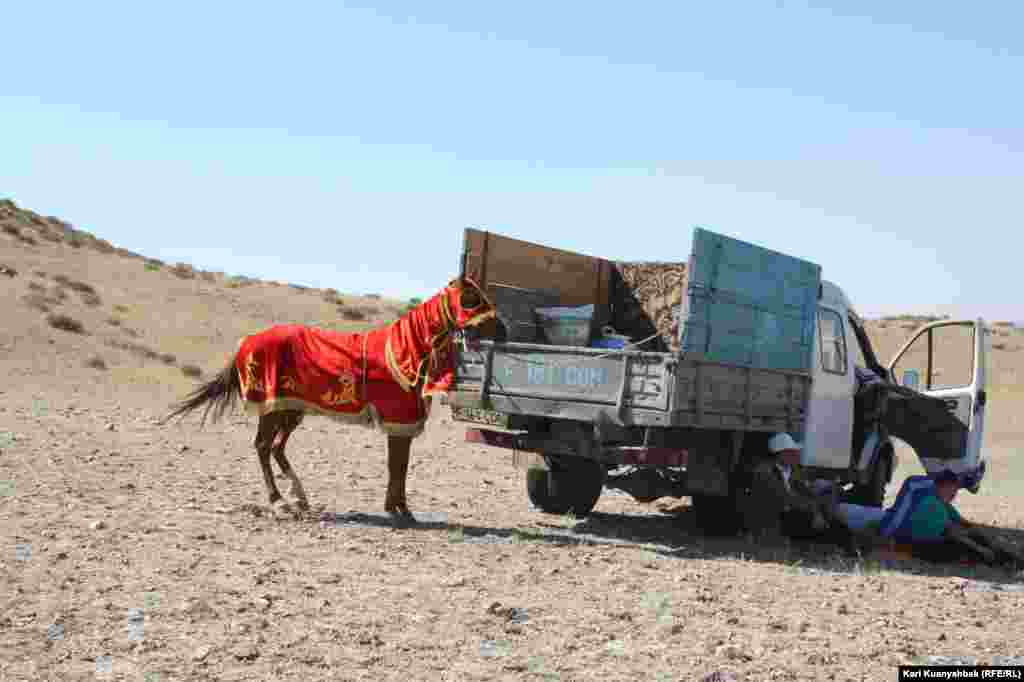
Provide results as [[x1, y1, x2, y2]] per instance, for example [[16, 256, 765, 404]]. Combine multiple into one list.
[[449, 340, 810, 433]]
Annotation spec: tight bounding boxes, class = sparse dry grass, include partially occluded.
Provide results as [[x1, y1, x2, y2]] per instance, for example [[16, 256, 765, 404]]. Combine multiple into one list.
[[84, 356, 107, 370], [104, 338, 162, 361], [170, 262, 196, 279], [340, 304, 381, 321], [46, 313, 85, 334], [181, 364, 203, 378]]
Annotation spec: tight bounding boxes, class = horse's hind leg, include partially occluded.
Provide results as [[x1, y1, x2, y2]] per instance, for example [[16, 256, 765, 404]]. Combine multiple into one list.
[[270, 410, 309, 511], [254, 414, 294, 518]]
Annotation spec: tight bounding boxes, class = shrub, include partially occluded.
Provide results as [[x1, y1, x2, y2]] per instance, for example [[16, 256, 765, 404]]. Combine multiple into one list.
[[16, 233, 37, 246], [85, 356, 108, 370], [80, 291, 102, 306], [52, 274, 96, 295], [365, 293, 382, 300], [106, 317, 122, 327], [28, 281, 44, 292], [0, 264, 16, 277], [181, 364, 203, 378], [47, 314, 85, 334], [113, 304, 130, 313], [2, 224, 20, 236], [200, 271, 217, 283], [144, 261, 162, 272], [105, 338, 159, 359], [322, 288, 342, 304], [339, 307, 366, 321], [170, 263, 196, 279], [408, 297, 423, 306], [340, 305, 380, 321], [23, 293, 51, 312], [65, 236, 83, 248], [159, 353, 177, 365]]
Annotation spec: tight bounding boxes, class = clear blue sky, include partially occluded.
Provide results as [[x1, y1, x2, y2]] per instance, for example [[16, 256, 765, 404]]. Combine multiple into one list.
[[2, 2, 1021, 320]]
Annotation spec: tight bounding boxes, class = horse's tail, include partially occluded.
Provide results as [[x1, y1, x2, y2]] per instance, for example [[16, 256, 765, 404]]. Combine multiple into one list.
[[161, 354, 242, 427]]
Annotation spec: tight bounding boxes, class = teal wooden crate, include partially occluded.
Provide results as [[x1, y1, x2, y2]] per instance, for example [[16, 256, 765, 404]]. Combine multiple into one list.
[[680, 227, 821, 372]]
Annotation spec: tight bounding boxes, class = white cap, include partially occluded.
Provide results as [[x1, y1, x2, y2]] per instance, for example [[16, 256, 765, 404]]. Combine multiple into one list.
[[768, 433, 801, 453]]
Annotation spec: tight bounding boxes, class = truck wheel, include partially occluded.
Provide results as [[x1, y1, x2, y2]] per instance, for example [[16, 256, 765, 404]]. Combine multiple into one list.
[[849, 449, 892, 508], [525, 456, 606, 517], [692, 491, 744, 536]]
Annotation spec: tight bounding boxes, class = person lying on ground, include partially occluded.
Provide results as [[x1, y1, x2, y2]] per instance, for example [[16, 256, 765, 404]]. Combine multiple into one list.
[[834, 470, 1024, 566]]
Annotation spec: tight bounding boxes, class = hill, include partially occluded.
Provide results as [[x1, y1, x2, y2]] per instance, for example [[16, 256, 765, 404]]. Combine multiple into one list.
[[2, 198, 1022, 680], [1, 198, 409, 408]]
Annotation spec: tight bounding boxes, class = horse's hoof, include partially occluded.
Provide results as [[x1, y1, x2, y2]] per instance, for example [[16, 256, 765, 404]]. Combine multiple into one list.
[[270, 500, 298, 520], [387, 509, 418, 527]]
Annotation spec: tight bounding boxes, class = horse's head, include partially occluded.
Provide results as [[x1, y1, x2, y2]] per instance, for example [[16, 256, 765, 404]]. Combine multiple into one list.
[[447, 275, 496, 330]]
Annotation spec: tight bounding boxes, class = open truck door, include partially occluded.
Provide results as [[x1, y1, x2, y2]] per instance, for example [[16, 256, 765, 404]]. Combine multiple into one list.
[[884, 318, 989, 492]]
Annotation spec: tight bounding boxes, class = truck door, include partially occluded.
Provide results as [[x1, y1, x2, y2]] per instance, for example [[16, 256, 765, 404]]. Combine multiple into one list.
[[885, 319, 989, 491], [801, 306, 855, 469]]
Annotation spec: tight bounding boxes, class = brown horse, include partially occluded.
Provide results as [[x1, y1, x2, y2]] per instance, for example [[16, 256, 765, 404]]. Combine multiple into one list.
[[163, 276, 495, 523]]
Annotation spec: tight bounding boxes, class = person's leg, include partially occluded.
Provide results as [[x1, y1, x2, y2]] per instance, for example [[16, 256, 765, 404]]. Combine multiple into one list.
[[835, 503, 886, 531]]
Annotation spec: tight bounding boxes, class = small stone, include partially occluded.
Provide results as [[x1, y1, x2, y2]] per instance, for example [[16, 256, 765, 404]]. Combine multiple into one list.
[[105, 423, 116, 431], [192, 646, 211, 661], [95, 654, 113, 674], [837, 604, 849, 615], [179, 444, 189, 453], [715, 644, 748, 661], [90, 520, 106, 531], [233, 644, 260, 661]]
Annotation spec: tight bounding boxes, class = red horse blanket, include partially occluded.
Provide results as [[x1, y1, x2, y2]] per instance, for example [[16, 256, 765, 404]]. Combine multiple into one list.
[[234, 282, 494, 437]]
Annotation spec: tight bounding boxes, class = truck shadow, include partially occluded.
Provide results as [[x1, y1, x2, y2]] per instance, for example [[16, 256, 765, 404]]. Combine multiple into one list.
[[316, 507, 1024, 585]]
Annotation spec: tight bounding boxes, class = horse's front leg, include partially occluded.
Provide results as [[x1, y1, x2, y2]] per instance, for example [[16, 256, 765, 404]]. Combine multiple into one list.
[[385, 435, 416, 524]]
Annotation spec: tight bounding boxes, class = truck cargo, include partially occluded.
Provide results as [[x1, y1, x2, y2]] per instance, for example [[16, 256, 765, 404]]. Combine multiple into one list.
[[446, 227, 990, 534]]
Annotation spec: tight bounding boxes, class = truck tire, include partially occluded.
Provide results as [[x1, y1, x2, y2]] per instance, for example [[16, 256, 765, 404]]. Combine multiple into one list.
[[526, 456, 606, 517], [849, 448, 892, 508], [692, 491, 745, 536]]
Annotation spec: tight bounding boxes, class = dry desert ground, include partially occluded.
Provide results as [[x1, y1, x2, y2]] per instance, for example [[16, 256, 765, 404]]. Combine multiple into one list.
[[2, 199, 1023, 681]]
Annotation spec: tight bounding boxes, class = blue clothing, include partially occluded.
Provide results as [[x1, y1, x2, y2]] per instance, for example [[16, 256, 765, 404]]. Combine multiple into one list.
[[877, 475, 962, 543]]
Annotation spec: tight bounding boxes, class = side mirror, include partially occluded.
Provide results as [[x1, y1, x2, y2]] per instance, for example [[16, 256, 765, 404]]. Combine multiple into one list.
[[901, 369, 920, 390]]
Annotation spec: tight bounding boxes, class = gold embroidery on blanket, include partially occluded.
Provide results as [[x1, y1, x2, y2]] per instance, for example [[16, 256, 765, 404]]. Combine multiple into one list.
[[322, 371, 357, 406], [240, 353, 264, 394]]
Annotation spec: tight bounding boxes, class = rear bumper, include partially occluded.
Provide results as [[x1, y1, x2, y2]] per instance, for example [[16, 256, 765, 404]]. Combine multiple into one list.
[[464, 427, 689, 469]]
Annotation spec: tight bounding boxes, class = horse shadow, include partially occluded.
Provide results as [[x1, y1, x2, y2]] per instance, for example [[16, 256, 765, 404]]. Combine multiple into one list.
[[314, 505, 1024, 586]]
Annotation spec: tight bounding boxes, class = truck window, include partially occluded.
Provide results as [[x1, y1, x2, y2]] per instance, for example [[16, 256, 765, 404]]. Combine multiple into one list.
[[891, 322, 975, 390], [818, 309, 847, 375], [847, 318, 868, 369]]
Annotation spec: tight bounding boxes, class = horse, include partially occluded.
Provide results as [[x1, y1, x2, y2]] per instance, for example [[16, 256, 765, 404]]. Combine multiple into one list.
[[162, 275, 495, 523]]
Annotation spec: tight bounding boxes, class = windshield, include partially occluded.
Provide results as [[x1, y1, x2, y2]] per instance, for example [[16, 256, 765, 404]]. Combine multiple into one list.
[[848, 315, 888, 380]]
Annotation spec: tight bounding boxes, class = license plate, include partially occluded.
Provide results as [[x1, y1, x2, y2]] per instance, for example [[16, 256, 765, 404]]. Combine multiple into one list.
[[451, 405, 510, 429]]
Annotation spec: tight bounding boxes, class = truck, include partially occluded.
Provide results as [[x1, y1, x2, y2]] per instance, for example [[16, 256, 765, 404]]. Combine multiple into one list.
[[444, 227, 990, 535]]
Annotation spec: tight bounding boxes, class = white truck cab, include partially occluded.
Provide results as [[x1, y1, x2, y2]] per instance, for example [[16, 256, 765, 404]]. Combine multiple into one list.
[[799, 279, 989, 502]]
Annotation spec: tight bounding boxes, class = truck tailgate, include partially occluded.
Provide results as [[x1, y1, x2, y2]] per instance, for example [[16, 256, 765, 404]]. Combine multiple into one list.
[[454, 342, 671, 411]]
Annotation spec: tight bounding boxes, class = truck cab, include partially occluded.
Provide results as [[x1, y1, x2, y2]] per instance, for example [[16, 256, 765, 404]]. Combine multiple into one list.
[[800, 279, 989, 502]]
